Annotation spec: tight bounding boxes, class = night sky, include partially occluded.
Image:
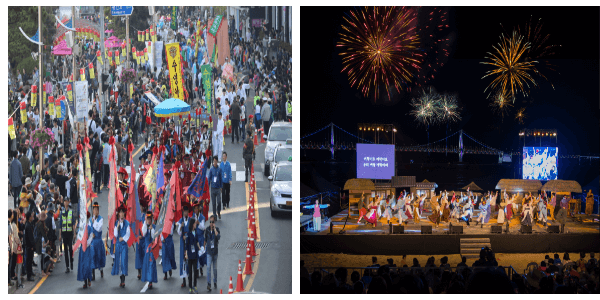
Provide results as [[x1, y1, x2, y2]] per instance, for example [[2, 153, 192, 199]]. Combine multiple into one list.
[[300, 6, 599, 157]]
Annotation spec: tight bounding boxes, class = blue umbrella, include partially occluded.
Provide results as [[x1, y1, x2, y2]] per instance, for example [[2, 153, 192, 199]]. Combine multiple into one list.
[[153, 98, 190, 117]]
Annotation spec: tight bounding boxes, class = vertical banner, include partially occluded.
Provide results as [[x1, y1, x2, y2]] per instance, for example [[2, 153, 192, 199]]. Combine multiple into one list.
[[108, 51, 113, 66], [115, 50, 120, 65], [75, 81, 89, 121], [171, 7, 178, 30], [132, 47, 137, 59], [56, 98, 62, 120], [146, 29, 150, 41], [80, 68, 86, 81], [155, 41, 163, 73], [138, 31, 142, 42], [20, 101, 27, 123], [130, 83, 133, 98], [60, 96, 66, 120], [8, 117, 16, 139], [43, 83, 47, 106], [66, 83, 74, 113], [48, 96, 55, 117], [201, 65, 212, 112], [31, 84, 37, 107], [165, 42, 184, 100], [97, 50, 103, 65], [89, 63, 95, 79]]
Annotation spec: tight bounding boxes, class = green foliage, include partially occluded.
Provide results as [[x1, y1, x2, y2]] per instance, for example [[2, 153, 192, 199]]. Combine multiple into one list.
[[8, 6, 55, 77]]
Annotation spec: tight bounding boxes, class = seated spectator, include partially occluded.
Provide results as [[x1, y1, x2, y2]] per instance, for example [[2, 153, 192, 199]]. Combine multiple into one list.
[[412, 258, 420, 268], [353, 280, 364, 294], [563, 252, 572, 265], [350, 271, 361, 285], [539, 261, 547, 272], [385, 258, 396, 268], [440, 256, 450, 269], [457, 256, 468, 268], [554, 253, 562, 265], [334, 267, 351, 293], [367, 276, 387, 294]]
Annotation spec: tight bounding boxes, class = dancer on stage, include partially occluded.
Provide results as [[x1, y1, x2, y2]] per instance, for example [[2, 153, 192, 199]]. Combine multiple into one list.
[[521, 196, 534, 227], [111, 205, 130, 288], [395, 193, 410, 225], [450, 192, 461, 221], [585, 190, 594, 215], [381, 194, 396, 224], [357, 192, 367, 224], [459, 197, 474, 226], [497, 193, 506, 225], [440, 192, 451, 223], [475, 197, 490, 228], [177, 204, 191, 287], [90, 202, 106, 281], [537, 194, 548, 227], [556, 196, 569, 233], [365, 196, 380, 228], [413, 194, 426, 223], [427, 192, 441, 228], [505, 191, 516, 222], [141, 211, 158, 289], [548, 192, 557, 220], [77, 211, 93, 289], [162, 221, 177, 280]]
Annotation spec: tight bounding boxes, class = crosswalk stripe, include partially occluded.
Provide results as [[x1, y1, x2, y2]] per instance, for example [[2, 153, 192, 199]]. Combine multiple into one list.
[[236, 171, 246, 182]]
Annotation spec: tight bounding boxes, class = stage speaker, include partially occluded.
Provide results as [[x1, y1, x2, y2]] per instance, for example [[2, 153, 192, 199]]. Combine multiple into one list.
[[391, 225, 404, 234], [421, 225, 432, 234], [450, 225, 463, 234], [491, 225, 503, 234], [547, 225, 560, 233], [520, 225, 532, 234]]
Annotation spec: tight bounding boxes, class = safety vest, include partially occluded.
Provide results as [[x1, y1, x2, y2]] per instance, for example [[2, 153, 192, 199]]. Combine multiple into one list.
[[287, 101, 292, 115], [61, 210, 73, 232], [254, 95, 260, 107]]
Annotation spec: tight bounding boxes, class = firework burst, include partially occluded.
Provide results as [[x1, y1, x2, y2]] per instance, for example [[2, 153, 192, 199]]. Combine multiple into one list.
[[438, 93, 461, 123], [338, 7, 422, 100], [410, 87, 440, 126], [490, 91, 513, 119], [516, 107, 527, 124], [481, 31, 540, 101], [519, 16, 559, 89]]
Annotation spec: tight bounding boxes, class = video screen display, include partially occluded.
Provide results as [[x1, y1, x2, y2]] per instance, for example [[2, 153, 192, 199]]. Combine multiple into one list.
[[357, 144, 395, 180], [523, 147, 558, 180]]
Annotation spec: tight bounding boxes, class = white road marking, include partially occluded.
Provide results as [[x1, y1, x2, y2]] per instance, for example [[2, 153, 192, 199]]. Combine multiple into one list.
[[236, 171, 246, 182], [230, 163, 237, 171]]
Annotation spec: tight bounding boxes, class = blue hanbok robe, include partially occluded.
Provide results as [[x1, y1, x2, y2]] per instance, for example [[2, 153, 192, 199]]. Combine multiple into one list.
[[177, 216, 191, 278], [538, 199, 548, 223], [135, 224, 145, 270], [477, 202, 491, 224], [161, 223, 177, 273], [77, 224, 94, 282], [194, 213, 207, 268], [141, 223, 158, 283], [90, 216, 106, 270], [111, 219, 130, 276]]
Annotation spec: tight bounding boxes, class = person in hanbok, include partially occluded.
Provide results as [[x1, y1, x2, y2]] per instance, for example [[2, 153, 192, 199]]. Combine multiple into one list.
[[475, 198, 490, 228], [450, 192, 461, 220], [505, 192, 516, 221], [177, 204, 192, 288], [135, 208, 147, 280], [537, 195, 548, 227], [381, 194, 396, 224], [441, 192, 451, 222], [459, 198, 474, 226], [111, 205, 131, 288], [521, 197, 534, 227], [404, 193, 414, 220], [161, 220, 177, 280], [141, 211, 158, 289], [427, 192, 441, 228], [303, 199, 329, 231], [548, 192, 557, 220], [365, 197, 380, 227], [77, 211, 94, 289], [192, 200, 206, 276], [497, 194, 506, 225], [90, 202, 106, 280], [413, 194, 426, 223], [585, 190, 594, 215], [357, 192, 367, 224], [395, 194, 410, 225]]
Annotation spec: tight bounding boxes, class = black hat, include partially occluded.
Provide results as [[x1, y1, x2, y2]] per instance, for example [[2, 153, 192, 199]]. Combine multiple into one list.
[[92, 202, 100, 209], [146, 211, 153, 218]]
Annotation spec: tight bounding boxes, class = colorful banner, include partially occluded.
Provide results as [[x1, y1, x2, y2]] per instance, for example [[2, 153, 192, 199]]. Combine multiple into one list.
[[59, 96, 66, 121], [165, 42, 184, 100], [8, 117, 16, 140], [67, 83, 73, 109], [132, 47, 137, 59], [210, 42, 217, 63], [97, 50, 103, 65], [171, 7, 178, 30], [56, 98, 62, 119], [89, 63, 95, 79], [108, 51, 113, 65], [43, 83, 47, 106], [146, 29, 150, 41], [208, 15, 223, 38], [48, 96, 55, 117], [31, 84, 37, 107], [115, 50, 120, 65], [20, 101, 27, 123], [138, 31, 142, 42], [130, 83, 133, 98], [201, 65, 212, 113]]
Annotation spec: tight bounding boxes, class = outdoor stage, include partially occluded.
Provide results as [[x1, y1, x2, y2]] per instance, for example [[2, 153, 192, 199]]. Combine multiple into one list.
[[301, 207, 600, 256]]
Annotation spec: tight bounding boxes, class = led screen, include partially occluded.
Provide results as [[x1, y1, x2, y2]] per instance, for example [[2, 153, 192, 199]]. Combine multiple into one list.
[[357, 144, 395, 180], [523, 147, 558, 180]]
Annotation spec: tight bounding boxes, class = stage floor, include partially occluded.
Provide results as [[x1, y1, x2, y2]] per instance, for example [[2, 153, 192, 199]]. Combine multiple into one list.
[[304, 208, 600, 236]]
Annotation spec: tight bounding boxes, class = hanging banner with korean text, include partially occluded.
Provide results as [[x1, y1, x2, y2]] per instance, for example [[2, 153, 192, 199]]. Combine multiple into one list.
[[165, 42, 184, 100]]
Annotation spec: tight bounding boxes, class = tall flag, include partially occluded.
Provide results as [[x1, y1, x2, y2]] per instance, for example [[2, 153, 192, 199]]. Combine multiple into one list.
[[165, 42, 184, 100], [73, 144, 89, 255], [107, 137, 117, 241], [187, 158, 210, 198], [157, 151, 165, 193], [83, 137, 97, 200], [144, 148, 158, 211], [127, 142, 139, 247], [165, 162, 181, 236]]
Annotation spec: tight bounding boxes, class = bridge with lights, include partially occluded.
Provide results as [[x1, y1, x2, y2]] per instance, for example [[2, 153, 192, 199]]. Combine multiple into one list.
[[300, 123, 599, 162]]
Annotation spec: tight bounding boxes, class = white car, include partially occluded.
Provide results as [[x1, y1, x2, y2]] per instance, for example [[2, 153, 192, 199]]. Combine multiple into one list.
[[264, 122, 292, 174], [265, 142, 292, 177], [268, 163, 292, 216]]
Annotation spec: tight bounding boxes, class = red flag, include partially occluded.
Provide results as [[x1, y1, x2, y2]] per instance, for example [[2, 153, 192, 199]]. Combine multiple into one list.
[[164, 164, 181, 238], [149, 236, 162, 260], [127, 145, 138, 247]]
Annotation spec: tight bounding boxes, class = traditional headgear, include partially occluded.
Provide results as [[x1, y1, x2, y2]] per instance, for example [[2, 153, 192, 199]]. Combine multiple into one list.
[[146, 211, 153, 218], [182, 203, 190, 211], [117, 204, 128, 213], [93, 201, 100, 209], [118, 167, 128, 175]]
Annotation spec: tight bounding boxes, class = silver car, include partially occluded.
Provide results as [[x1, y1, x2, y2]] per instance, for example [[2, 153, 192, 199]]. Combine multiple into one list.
[[268, 163, 292, 216], [265, 143, 292, 177], [264, 122, 292, 173]]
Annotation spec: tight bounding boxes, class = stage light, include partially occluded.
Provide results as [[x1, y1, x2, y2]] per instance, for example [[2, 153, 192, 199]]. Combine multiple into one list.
[[393, 128, 397, 132], [377, 127, 380, 131], [554, 133, 556, 136], [359, 127, 362, 131]]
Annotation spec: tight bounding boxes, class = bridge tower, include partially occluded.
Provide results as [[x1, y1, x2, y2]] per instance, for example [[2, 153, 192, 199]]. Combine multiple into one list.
[[330, 123, 334, 160], [459, 130, 464, 162]]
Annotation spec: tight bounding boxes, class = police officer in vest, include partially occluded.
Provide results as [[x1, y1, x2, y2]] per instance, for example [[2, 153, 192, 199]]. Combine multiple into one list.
[[61, 197, 75, 273], [286, 98, 292, 121]]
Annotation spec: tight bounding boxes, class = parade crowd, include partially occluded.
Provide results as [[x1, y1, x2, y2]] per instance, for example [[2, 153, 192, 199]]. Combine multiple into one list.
[[8, 6, 292, 293]]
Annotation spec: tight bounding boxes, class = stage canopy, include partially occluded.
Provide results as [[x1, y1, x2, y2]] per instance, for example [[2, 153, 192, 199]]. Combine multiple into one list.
[[541, 180, 582, 193], [495, 179, 542, 192], [343, 178, 375, 191], [462, 181, 483, 191]]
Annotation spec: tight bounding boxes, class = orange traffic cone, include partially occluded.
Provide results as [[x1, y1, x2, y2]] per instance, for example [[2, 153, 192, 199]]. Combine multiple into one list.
[[251, 163, 254, 175], [249, 233, 257, 257], [251, 220, 257, 240], [246, 203, 254, 221], [220, 289, 223, 294], [259, 129, 266, 143], [228, 276, 234, 294], [253, 132, 258, 146], [243, 246, 254, 275], [235, 259, 244, 292]]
